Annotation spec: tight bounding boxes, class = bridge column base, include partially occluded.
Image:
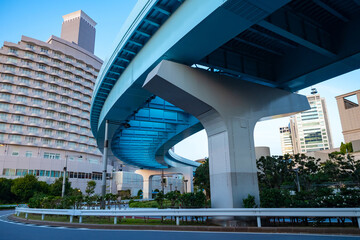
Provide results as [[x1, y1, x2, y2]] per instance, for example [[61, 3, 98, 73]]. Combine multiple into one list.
[[144, 60, 310, 209]]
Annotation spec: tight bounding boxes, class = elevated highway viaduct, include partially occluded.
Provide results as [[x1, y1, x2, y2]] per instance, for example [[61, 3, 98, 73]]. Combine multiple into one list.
[[91, 0, 360, 208]]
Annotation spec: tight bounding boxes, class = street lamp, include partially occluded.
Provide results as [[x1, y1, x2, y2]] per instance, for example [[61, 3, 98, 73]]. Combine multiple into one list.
[[61, 154, 82, 198]]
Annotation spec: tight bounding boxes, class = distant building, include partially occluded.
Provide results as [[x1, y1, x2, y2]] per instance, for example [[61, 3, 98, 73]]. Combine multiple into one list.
[[0, 10, 112, 193], [279, 91, 333, 155], [279, 126, 294, 155], [335, 90, 360, 143]]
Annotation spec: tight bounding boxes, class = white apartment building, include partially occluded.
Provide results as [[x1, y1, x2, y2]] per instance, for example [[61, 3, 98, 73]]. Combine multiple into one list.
[[0, 11, 114, 193]]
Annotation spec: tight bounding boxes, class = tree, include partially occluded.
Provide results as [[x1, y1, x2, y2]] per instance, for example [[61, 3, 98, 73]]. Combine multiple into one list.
[[0, 178, 16, 203], [155, 191, 165, 208], [50, 177, 71, 196], [346, 142, 353, 153], [340, 142, 347, 154], [257, 155, 295, 189], [85, 180, 96, 197], [137, 189, 143, 198], [194, 157, 210, 199], [242, 194, 257, 208], [11, 175, 40, 202], [165, 190, 181, 207]]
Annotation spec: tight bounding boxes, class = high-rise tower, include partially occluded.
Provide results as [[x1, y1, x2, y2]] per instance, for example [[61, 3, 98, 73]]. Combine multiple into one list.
[[0, 11, 111, 193], [279, 90, 333, 155]]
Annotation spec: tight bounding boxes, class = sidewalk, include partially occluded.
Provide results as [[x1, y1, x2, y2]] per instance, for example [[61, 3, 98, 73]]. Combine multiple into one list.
[[9, 215, 360, 235]]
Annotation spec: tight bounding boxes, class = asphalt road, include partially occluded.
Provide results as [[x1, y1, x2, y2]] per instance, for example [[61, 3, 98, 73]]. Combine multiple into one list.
[[0, 210, 359, 240]]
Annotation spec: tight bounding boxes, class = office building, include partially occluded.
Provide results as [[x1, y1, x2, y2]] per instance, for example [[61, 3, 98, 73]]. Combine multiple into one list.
[[0, 10, 113, 193], [279, 126, 294, 155], [279, 91, 333, 155]]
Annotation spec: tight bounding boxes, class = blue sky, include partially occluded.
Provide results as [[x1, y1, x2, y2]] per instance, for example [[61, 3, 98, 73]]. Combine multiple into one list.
[[1, 0, 359, 159]]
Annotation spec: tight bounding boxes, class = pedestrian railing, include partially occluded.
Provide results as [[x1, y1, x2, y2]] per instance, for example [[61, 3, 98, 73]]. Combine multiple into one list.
[[14, 207, 360, 228]]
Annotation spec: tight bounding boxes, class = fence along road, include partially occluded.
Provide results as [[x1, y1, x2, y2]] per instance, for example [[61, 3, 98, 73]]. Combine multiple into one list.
[[15, 207, 360, 228]]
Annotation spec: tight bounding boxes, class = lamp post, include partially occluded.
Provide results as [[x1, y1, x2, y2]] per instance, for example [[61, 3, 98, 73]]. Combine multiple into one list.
[[61, 155, 68, 198], [62, 154, 82, 197], [294, 168, 301, 192]]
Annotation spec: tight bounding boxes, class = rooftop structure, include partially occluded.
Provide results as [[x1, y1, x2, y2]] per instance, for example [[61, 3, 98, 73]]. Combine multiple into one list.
[[61, 10, 96, 53]]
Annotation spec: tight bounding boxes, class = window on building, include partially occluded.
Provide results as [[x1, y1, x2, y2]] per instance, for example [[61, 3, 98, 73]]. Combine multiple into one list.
[[28, 126, 39, 133], [3, 168, 15, 176], [16, 95, 27, 102], [48, 102, 56, 108], [32, 99, 42, 105], [11, 151, 19, 156], [16, 169, 28, 176], [0, 113, 7, 120], [43, 152, 60, 159], [14, 105, 26, 112], [11, 125, 22, 131], [25, 52, 34, 58], [46, 110, 55, 117], [12, 115, 23, 122], [2, 74, 14, 81], [0, 103, 9, 110], [31, 108, 41, 114], [0, 93, 11, 100], [40, 48, 48, 53], [42, 138, 51, 145], [9, 135, 21, 142], [25, 151, 32, 158], [4, 65, 16, 72], [33, 89, 43, 96], [48, 93, 57, 99], [26, 44, 34, 49], [45, 119, 54, 126], [35, 72, 45, 78], [8, 57, 17, 63], [25, 136, 36, 143], [43, 129, 53, 135], [9, 48, 17, 54], [18, 86, 28, 94], [68, 142, 76, 148]]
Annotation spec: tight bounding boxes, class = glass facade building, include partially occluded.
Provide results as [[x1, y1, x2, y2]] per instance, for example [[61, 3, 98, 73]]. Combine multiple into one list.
[[280, 93, 333, 155]]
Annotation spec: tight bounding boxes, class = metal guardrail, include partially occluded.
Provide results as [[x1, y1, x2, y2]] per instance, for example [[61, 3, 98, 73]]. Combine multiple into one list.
[[15, 207, 360, 228]]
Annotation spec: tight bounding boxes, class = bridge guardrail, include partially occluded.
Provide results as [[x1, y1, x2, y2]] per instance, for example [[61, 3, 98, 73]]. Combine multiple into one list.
[[14, 207, 360, 228]]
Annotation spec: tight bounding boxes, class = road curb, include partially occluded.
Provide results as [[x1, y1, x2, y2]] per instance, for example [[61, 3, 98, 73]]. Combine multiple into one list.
[[8, 215, 360, 235]]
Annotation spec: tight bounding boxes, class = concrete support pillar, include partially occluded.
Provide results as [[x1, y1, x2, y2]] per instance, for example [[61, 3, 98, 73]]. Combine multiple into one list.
[[25, 213, 28, 219], [41, 214, 44, 221], [143, 60, 309, 208], [138, 173, 153, 200], [79, 216, 82, 223], [70, 215, 73, 223], [114, 216, 117, 224], [136, 167, 194, 199]]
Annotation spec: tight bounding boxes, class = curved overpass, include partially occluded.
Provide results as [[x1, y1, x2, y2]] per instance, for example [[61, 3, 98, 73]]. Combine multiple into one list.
[[91, 0, 360, 171]]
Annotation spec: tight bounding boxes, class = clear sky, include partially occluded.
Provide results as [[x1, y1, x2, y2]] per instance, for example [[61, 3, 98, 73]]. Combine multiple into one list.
[[1, 0, 359, 160]]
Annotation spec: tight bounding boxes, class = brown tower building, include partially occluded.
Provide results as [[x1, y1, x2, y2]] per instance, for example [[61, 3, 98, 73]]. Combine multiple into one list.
[[336, 90, 360, 143]]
